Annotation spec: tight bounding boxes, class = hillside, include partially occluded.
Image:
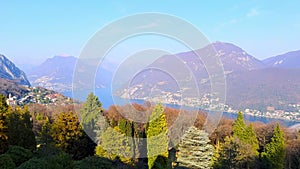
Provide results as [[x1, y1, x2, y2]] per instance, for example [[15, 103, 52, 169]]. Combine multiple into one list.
[[116, 42, 300, 112], [0, 54, 30, 86], [27, 55, 77, 92]]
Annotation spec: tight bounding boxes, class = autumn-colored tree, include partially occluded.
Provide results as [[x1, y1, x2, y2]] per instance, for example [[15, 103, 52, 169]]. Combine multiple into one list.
[[146, 103, 168, 169], [51, 112, 96, 160], [286, 138, 300, 169], [261, 124, 285, 169]]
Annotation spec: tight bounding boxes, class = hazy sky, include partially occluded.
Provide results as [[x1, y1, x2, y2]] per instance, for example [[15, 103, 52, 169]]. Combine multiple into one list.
[[1, 1, 300, 66]]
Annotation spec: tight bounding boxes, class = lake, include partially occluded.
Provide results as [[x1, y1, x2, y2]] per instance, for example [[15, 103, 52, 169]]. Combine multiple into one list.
[[64, 88, 300, 127]]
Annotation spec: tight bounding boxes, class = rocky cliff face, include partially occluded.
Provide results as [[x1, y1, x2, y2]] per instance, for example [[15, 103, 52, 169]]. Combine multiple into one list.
[[0, 54, 31, 86]]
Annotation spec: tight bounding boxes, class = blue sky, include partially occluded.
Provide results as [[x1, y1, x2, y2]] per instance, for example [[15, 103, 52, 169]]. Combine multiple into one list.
[[1, 0, 300, 66]]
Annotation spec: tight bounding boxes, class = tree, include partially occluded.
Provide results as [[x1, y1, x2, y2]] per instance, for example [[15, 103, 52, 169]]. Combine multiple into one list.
[[146, 103, 168, 169], [233, 111, 248, 141], [40, 117, 53, 147], [176, 126, 214, 169], [51, 112, 96, 160], [7, 106, 36, 150], [247, 123, 259, 152], [232, 112, 259, 162], [213, 136, 240, 169], [118, 119, 141, 159], [96, 127, 133, 164], [0, 94, 9, 154], [261, 124, 285, 169], [80, 93, 103, 141], [214, 112, 259, 169]]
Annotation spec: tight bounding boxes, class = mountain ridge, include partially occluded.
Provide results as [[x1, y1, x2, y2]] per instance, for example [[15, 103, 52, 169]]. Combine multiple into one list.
[[263, 50, 300, 68], [0, 54, 31, 86]]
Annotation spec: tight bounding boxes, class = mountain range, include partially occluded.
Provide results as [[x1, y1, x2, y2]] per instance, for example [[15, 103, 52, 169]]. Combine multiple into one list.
[[27, 55, 77, 92], [1, 41, 299, 111], [114, 42, 300, 111]]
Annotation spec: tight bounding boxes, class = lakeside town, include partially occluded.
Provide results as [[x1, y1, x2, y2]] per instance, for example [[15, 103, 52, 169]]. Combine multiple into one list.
[[6, 86, 77, 106], [120, 90, 300, 122]]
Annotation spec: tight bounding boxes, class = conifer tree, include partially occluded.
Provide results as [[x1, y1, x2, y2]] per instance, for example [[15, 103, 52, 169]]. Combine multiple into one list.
[[96, 126, 133, 164], [262, 124, 285, 169], [215, 112, 259, 168], [176, 126, 214, 169], [80, 93, 103, 140], [146, 103, 168, 169], [247, 123, 259, 154], [233, 111, 248, 141], [233, 112, 259, 153]]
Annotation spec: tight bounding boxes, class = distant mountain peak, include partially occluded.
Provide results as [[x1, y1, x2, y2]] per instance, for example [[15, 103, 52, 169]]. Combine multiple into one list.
[[0, 54, 30, 86], [263, 49, 300, 68], [210, 41, 246, 53]]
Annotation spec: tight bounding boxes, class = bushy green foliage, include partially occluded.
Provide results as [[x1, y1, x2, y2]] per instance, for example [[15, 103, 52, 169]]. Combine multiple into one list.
[[17, 158, 47, 169], [74, 156, 115, 169], [146, 103, 168, 169], [43, 152, 74, 169], [0, 154, 16, 169], [33, 145, 74, 169], [6, 146, 33, 167], [261, 124, 285, 169], [176, 126, 214, 169]]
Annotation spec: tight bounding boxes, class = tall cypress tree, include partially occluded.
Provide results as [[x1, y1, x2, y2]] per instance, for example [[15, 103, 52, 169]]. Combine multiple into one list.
[[176, 126, 214, 169], [262, 124, 285, 169], [233, 111, 248, 141], [146, 103, 168, 169]]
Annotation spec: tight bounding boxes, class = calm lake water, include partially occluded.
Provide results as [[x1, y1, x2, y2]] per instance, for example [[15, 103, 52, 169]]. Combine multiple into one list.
[[64, 88, 300, 127]]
